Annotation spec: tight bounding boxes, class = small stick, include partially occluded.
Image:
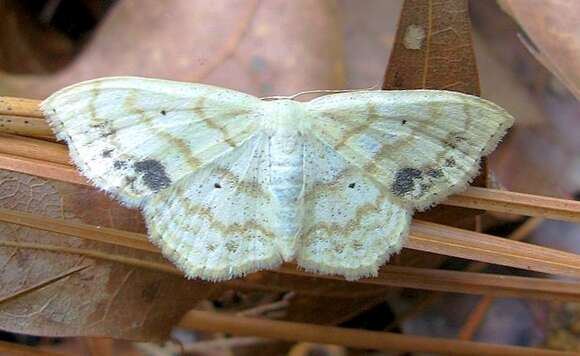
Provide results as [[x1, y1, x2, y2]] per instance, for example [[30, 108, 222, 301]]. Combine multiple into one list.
[[457, 217, 546, 340], [178, 310, 567, 355], [237, 292, 295, 317], [1, 207, 579, 284], [0, 340, 67, 356]]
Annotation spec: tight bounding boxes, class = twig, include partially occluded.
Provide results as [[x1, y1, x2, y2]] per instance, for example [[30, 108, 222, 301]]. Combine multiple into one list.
[[85, 338, 113, 356], [135, 337, 272, 355], [465, 217, 545, 273], [386, 217, 545, 332], [1, 208, 579, 291], [456, 217, 546, 340], [445, 188, 579, 223], [0, 97, 43, 118], [0, 207, 158, 253], [237, 292, 294, 317], [0, 152, 86, 185], [1, 237, 579, 301], [178, 310, 567, 355], [181, 337, 272, 353], [0, 240, 178, 275], [0, 340, 67, 356], [277, 263, 580, 302], [409, 220, 580, 277], [458, 295, 494, 340], [0, 264, 90, 304]]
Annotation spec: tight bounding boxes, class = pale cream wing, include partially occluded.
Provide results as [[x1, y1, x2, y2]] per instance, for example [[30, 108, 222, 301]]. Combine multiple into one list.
[[297, 136, 411, 280], [142, 133, 280, 281], [305, 90, 514, 211], [41, 76, 262, 207]]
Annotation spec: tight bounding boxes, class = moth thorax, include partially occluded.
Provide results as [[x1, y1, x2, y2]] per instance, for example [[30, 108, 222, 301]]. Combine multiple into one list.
[[260, 99, 310, 134], [268, 126, 304, 253]]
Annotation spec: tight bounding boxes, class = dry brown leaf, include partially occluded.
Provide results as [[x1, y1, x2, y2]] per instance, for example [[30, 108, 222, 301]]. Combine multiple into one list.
[[474, 31, 545, 127], [468, 3, 547, 127], [383, 0, 479, 95], [0, 0, 345, 99], [238, 272, 387, 299], [0, 171, 222, 341], [492, 125, 580, 198], [470, 1, 579, 198], [498, 0, 580, 100], [0, 1, 74, 74], [337, 0, 403, 88]]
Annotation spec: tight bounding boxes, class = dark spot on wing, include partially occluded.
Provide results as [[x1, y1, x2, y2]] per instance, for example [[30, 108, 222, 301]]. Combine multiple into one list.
[[113, 160, 127, 169], [420, 183, 431, 193], [444, 139, 457, 149], [100, 128, 115, 138], [206, 243, 216, 252], [161, 110, 167, 115], [426, 168, 443, 178], [444, 134, 467, 150], [225, 240, 238, 252], [90, 122, 116, 138], [348, 183, 356, 189], [445, 158, 456, 167], [401, 120, 407, 125], [102, 149, 114, 158], [214, 183, 222, 189], [134, 159, 171, 192], [392, 168, 422, 196], [124, 176, 137, 191]]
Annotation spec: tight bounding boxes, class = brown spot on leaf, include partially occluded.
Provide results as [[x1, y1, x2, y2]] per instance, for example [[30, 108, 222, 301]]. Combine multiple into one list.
[[134, 160, 171, 192]]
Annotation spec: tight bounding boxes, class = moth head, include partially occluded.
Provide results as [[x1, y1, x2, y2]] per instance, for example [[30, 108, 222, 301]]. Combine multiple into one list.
[[260, 99, 311, 134]]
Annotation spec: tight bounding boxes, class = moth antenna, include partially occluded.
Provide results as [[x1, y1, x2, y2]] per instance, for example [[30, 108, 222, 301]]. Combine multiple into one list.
[[260, 82, 382, 101]]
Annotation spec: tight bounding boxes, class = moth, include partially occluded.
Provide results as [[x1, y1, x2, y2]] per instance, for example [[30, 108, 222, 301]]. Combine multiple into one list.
[[42, 77, 514, 281]]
